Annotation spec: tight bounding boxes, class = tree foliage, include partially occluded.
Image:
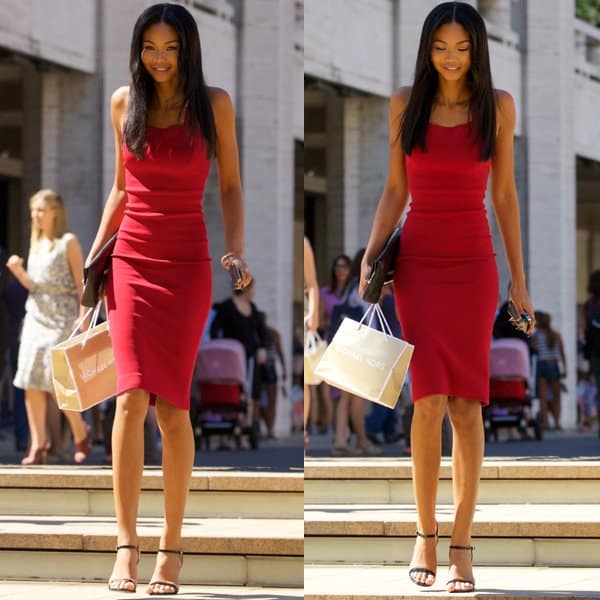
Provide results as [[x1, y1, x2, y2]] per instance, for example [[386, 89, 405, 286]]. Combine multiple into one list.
[[576, 0, 600, 27]]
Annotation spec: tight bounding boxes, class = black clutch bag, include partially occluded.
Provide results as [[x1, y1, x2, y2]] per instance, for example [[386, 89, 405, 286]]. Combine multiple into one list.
[[81, 233, 118, 307], [362, 226, 402, 304]]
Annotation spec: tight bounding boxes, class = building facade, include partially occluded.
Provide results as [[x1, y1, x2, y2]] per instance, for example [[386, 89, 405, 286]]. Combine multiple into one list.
[[305, 0, 600, 427], [0, 0, 304, 434]]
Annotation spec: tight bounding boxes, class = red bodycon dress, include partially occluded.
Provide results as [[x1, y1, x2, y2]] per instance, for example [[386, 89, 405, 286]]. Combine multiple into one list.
[[393, 122, 499, 406], [106, 122, 212, 409]]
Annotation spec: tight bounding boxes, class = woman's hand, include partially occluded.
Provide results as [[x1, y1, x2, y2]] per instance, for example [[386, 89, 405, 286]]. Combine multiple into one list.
[[221, 252, 252, 290], [509, 280, 535, 335], [358, 257, 373, 300], [78, 305, 91, 333], [304, 309, 318, 333], [6, 255, 24, 275]]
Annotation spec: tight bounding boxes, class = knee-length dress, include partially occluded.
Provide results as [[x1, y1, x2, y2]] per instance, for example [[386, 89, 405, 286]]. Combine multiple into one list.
[[106, 122, 212, 409], [393, 122, 499, 405], [14, 235, 78, 392]]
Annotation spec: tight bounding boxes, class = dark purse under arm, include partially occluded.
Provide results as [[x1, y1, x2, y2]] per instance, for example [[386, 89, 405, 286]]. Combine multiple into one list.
[[81, 233, 118, 308]]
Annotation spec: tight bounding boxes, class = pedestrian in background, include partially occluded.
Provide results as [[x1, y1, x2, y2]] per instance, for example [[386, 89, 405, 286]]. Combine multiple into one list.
[[582, 268, 600, 437], [313, 253, 353, 434], [304, 236, 319, 452], [531, 311, 566, 430], [332, 249, 381, 456], [84, 4, 252, 594], [210, 279, 266, 433], [2, 265, 29, 452], [258, 311, 287, 439], [6, 189, 92, 465], [359, 3, 534, 592]]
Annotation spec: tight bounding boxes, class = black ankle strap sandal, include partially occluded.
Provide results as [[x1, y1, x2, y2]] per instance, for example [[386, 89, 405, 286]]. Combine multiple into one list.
[[408, 525, 438, 588], [446, 544, 475, 593], [108, 544, 139, 593], [148, 548, 184, 595]]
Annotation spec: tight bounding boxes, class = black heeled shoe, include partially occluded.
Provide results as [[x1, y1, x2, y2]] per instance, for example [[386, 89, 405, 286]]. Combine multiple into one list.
[[446, 544, 476, 593], [108, 544, 139, 593], [147, 548, 184, 595], [408, 525, 438, 587]]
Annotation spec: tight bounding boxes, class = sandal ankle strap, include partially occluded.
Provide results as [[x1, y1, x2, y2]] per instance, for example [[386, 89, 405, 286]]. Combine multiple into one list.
[[416, 523, 439, 539], [116, 544, 140, 565], [449, 544, 474, 559], [158, 548, 184, 563]]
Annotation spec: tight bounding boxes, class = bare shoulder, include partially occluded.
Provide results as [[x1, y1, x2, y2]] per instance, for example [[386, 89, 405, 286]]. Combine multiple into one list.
[[63, 232, 79, 248], [111, 85, 129, 110], [390, 86, 412, 113], [494, 89, 516, 128], [207, 86, 233, 114], [110, 86, 129, 127]]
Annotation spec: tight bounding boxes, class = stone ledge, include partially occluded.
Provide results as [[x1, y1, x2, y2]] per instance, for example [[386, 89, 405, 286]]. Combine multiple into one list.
[[304, 504, 600, 538], [304, 459, 600, 480], [0, 515, 303, 556], [0, 467, 303, 492]]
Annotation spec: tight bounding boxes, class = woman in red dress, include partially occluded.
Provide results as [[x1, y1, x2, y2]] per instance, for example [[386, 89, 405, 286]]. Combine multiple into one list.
[[85, 3, 251, 595], [360, 2, 535, 593]]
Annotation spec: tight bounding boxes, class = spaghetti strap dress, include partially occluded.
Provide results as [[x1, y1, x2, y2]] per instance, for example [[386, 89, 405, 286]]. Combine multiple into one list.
[[393, 122, 499, 406], [106, 121, 212, 409]]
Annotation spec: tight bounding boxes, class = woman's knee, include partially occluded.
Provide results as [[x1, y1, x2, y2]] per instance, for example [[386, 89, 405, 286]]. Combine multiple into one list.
[[447, 397, 482, 430], [116, 389, 149, 421], [413, 394, 447, 422], [155, 400, 191, 437]]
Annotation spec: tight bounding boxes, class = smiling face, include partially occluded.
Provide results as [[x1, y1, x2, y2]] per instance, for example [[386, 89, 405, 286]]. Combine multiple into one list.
[[430, 21, 472, 81], [140, 22, 180, 84]]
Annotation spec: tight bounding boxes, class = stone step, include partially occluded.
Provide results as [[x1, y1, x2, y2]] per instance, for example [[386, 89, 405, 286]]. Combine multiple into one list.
[[0, 515, 303, 587], [305, 458, 600, 504], [304, 504, 600, 567], [0, 467, 303, 518], [304, 564, 600, 599], [0, 581, 303, 599]]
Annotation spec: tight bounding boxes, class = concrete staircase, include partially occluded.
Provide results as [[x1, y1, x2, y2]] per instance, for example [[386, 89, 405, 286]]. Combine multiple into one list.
[[0, 466, 303, 589], [304, 458, 600, 599]]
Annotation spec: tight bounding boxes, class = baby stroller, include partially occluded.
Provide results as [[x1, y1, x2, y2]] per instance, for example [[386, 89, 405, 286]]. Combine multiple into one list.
[[484, 338, 543, 442], [193, 338, 260, 450]]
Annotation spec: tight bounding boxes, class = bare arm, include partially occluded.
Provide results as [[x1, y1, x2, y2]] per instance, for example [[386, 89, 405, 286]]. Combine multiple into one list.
[[5, 255, 33, 291], [65, 233, 85, 301], [559, 336, 567, 372], [304, 236, 319, 332], [210, 88, 253, 287], [274, 333, 287, 378], [490, 90, 535, 333], [359, 88, 411, 296], [85, 87, 129, 266]]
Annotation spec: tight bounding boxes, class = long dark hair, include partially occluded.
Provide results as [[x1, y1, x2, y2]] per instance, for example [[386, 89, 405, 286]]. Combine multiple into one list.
[[124, 3, 216, 159], [400, 1, 496, 161], [328, 254, 352, 295]]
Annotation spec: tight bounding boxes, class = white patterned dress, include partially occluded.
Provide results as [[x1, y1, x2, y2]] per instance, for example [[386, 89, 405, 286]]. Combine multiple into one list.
[[13, 235, 78, 392]]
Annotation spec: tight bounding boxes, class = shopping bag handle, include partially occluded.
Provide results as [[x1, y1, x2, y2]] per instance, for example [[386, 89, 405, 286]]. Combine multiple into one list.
[[68, 299, 109, 346], [358, 303, 393, 339], [305, 330, 323, 351]]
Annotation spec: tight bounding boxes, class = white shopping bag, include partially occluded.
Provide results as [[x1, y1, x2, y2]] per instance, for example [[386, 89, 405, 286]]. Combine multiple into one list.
[[304, 331, 327, 386], [314, 304, 414, 409]]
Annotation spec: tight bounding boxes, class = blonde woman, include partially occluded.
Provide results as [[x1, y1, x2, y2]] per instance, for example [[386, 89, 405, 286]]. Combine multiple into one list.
[[6, 189, 91, 465]]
